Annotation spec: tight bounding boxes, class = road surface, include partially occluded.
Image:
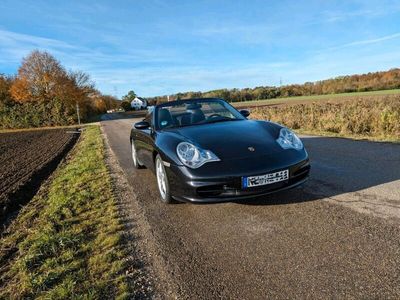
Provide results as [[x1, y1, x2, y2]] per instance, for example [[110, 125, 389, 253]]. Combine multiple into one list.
[[102, 113, 400, 299]]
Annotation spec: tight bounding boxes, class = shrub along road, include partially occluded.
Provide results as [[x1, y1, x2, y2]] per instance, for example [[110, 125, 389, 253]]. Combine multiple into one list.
[[102, 113, 400, 299]]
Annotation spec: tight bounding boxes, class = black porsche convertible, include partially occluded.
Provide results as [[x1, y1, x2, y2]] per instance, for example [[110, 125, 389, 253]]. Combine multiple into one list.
[[130, 98, 310, 203]]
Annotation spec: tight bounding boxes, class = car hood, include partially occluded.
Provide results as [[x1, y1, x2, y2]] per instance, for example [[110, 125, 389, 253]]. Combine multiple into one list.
[[168, 120, 284, 160]]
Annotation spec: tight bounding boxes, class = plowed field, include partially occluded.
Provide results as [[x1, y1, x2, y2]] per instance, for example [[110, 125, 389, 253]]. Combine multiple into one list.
[[0, 128, 79, 221]]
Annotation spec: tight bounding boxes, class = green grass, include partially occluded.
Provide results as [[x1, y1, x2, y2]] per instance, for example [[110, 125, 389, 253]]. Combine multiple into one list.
[[0, 126, 130, 299], [232, 88, 400, 108]]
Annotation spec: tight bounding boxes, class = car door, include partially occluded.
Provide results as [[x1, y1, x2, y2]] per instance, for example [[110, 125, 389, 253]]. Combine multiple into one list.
[[134, 112, 155, 169]]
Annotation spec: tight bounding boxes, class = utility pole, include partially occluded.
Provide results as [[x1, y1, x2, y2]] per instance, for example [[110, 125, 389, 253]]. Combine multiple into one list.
[[76, 102, 81, 126]]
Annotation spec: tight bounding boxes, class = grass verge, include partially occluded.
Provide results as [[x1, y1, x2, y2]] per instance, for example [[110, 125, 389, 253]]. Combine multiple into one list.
[[0, 125, 130, 299], [0, 124, 79, 134]]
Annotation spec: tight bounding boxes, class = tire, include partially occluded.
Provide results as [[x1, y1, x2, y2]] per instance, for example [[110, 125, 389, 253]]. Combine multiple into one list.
[[155, 154, 174, 203], [131, 140, 143, 169]]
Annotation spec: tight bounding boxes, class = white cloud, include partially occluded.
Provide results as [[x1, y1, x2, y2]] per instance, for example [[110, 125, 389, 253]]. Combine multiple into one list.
[[0, 28, 75, 49], [0, 28, 78, 63], [325, 32, 400, 52]]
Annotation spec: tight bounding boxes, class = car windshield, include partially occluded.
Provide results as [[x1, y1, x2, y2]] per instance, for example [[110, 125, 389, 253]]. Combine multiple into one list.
[[155, 99, 245, 130]]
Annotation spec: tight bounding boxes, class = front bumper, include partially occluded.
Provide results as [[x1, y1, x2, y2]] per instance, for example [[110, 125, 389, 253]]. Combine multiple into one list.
[[166, 151, 310, 203]]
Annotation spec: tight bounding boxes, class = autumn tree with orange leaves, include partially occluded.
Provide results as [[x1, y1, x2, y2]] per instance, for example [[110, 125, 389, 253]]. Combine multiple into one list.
[[1, 50, 119, 129], [10, 51, 107, 117], [10, 51, 70, 103]]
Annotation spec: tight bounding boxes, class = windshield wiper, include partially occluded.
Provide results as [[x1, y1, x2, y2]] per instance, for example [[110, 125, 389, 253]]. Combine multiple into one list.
[[204, 118, 240, 124]]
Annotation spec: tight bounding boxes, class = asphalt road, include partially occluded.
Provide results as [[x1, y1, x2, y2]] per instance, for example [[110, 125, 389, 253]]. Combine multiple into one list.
[[102, 113, 400, 299]]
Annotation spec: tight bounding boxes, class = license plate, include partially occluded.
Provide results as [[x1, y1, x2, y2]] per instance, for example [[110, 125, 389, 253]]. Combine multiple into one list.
[[242, 169, 289, 188]]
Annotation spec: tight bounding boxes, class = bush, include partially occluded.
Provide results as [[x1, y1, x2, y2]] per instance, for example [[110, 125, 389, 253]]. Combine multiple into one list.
[[120, 101, 131, 111], [0, 99, 76, 129]]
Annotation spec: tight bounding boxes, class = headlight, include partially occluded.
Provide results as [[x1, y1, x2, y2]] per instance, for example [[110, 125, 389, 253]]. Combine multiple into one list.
[[176, 142, 220, 168], [276, 128, 303, 150]]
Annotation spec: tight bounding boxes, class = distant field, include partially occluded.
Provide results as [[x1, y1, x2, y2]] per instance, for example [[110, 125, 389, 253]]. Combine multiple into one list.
[[232, 89, 400, 108]]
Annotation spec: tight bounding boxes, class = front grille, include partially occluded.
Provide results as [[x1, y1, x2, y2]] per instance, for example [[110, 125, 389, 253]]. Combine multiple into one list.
[[196, 181, 287, 198], [196, 164, 310, 199], [292, 164, 310, 177], [197, 185, 224, 197]]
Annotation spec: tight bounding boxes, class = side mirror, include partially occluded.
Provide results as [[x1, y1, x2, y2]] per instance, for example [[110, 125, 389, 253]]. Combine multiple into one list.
[[134, 121, 150, 130], [240, 109, 250, 118]]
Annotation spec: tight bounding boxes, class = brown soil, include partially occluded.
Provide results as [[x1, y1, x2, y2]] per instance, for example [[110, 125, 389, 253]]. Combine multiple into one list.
[[0, 128, 79, 223]]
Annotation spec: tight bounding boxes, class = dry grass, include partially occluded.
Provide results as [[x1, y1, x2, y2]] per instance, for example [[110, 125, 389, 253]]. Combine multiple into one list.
[[251, 95, 400, 142], [0, 124, 79, 134]]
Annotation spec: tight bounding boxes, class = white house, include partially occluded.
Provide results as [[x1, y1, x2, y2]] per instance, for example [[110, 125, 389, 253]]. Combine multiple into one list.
[[130, 97, 147, 110]]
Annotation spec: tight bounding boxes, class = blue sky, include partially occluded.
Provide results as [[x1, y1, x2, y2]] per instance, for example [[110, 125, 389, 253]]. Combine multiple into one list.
[[0, 0, 400, 97]]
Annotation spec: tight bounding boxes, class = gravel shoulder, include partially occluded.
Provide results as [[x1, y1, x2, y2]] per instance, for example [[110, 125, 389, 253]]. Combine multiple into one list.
[[102, 126, 179, 299]]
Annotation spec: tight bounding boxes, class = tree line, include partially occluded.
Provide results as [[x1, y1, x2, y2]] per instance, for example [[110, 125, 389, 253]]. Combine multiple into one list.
[[0, 50, 119, 129], [146, 68, 400, 104]]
